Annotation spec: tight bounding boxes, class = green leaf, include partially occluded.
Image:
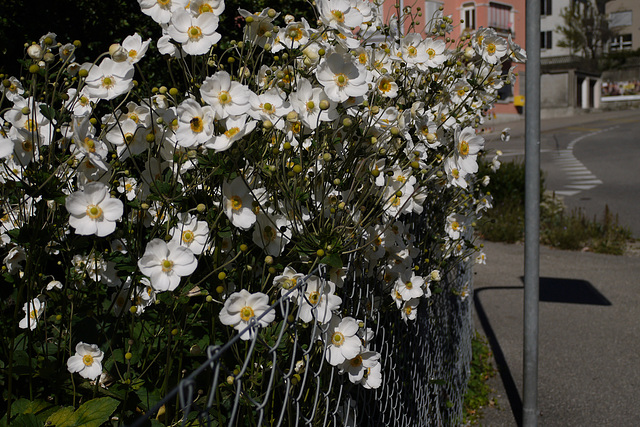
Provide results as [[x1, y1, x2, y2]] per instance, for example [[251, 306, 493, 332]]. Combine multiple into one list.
[[320, 253, 342, 269], [45, 407, 75, 426], [12, 413, 40, 427], [45, 397, 119, 427], [39, 104, 56, 121]]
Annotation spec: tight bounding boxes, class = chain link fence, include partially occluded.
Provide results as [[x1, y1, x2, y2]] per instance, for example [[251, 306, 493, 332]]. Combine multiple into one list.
[[131, 219, 474, 427]]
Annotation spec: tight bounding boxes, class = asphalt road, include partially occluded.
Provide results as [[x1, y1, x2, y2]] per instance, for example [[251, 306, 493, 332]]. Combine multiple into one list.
[[482, 109, 640, 238]]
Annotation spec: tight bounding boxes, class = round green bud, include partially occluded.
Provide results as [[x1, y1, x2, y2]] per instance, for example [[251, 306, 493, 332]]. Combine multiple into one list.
[[28, 64, 40, 74]]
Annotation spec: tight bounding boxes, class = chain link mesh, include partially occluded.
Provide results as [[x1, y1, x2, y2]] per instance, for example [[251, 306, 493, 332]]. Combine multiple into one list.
[[131, 227, 473, 427]]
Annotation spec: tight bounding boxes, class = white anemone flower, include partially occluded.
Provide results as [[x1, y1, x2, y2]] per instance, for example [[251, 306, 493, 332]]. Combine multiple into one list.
[[19, 297, 45, 330], [138, 0, 185, 24], [298, 276, 342, 324], [444, 156, 468, 189], [252, 212, 290, 257], [189, 0, 225, 16], [66, 182, 123, 237], [317, 0, 364, 33], [222, 177, 257, 230], [138, 239, 198, 292], [454, 126, 484, 174], [200, 71, 254, 119], [175, 98, 215, 148], [422, 38, 447, 69], [169, 212, 210, 255], [84, 58, 134, 101], [274, 266, 305, 299], [167, 9, 221, 56], [325, 315, 363, 366], [400, 298, 420, 322], [205, 115, 256, 152], [290, 78, 338, 128], [122, 33, 151, 64], [316, 52, 370, 103], [339, 350, 381, 384], [67, 342, 104, 380], [219, 289, 276, 340], [394, 271, 425, 301], [360, 357, 382, 389], [473, 28, 508, 65]]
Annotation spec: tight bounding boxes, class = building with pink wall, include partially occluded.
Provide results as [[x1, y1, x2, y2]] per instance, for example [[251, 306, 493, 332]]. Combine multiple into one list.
[[379, 0, 527, 117]]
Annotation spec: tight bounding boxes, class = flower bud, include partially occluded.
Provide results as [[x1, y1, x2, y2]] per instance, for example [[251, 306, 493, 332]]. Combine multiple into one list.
[[27, 45, 43, 60], [109, 43, 128, 62]]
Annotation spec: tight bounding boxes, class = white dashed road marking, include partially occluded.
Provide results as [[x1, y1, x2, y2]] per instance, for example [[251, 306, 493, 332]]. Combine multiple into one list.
[[552, 127, 616, 197]]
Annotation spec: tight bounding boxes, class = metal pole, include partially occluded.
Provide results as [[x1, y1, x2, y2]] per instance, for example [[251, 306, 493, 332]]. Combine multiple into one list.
[[523, 0, 540, 426]]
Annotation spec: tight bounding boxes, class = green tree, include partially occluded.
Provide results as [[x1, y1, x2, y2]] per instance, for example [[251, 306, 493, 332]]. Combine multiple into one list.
[[556, 0, 615, 58]]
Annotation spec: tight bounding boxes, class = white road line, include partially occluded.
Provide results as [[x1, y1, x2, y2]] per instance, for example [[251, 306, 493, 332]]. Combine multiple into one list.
[[552, 125, 619, 197]]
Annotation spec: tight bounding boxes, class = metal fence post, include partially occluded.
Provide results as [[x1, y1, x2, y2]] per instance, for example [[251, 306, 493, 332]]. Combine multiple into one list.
[[524, 0, 541, 426]]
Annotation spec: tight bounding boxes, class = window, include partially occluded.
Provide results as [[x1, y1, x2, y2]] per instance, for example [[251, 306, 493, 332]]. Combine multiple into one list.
[[424, 1, 444, 32], [609, 11, 632, 28], [541, 31, 553, 49], [461, 3, 476, 30], [610, 34, 632, 51], [541, 0, 552, 16], [488, 2, 513, 33]]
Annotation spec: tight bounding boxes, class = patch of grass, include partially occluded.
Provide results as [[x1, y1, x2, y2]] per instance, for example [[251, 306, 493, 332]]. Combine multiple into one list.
[[477, 159, 634, 254], [463, 332, 497, 425]]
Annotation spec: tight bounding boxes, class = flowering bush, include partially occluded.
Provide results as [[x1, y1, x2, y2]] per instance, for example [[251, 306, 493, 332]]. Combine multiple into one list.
[[0, 0, 523, 424]]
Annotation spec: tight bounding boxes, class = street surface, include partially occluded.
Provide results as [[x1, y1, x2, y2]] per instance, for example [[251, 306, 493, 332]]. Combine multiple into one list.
[[481, 109, 640, 238]]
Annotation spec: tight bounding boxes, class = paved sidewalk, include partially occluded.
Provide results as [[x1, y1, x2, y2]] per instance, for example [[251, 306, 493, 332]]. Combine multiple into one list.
[[472, 240, 640, 426]]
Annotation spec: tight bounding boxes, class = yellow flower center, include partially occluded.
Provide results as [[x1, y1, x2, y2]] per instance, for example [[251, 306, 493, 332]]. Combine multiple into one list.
[[128, 49, 138, 58], [308, 291, 320, 305], [188, 26, 203, 40], [224, 127, 240, 138], [190, 116, 204, 133], [335, 73, 348, 87], [374, 236, 382, 246], [349, 355, 363, 367], [262, 225, 276, 242], [82, 354, 94, 366], [427, 48, 436, 58], [161, 259, 174, 273], [452, 168, 460, 179], [182, 230, 195, 243], [406, 281, 413, 289], [83, 137, 96, 153], [21, 140, 33, 152], [157, 0, 171, 5], [86, 205, 103, 219], [240, 306, 255, 322], [407, 46, 417, 57], [451, 221, 460, 231], [332, 332, 345, 346], [231, 195, 242, 210], [262, 102, 274, 113], [124, 133, 134, 144], [24, 119, 37, 132], [378, 79, 391, 93], [80, 96, 89, 106], [218, 91, 231, 104], [101, 76, 114, 89], [331, 10, 345, 23], [487, 43, 496, 55], [306, 101, 315, 111], [288, 28, 303, 41], [459, 140, 470, 156], [30, 309, 38, 319], [358, 53, 367, 64], [404, 306, 412, 315], [199, 3, 213, 14], [129, 112, 139, 123]]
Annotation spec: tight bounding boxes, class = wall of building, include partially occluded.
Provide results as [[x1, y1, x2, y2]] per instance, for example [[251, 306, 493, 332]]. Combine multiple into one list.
[[606, 0, 640, 51]]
